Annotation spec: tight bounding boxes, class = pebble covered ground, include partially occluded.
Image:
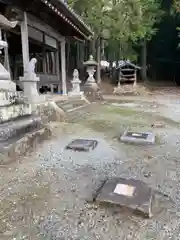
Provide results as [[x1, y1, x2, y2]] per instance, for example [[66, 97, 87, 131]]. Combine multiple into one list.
[[0, 99, 180, 239]]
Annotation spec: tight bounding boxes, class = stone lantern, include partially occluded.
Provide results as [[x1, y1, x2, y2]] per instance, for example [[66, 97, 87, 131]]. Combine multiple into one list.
[[83, 55, 98, 85]]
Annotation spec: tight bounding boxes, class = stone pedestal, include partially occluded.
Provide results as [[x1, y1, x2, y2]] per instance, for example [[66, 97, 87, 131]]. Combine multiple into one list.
[[113, 84, 137, 95], [20, 73, 40, 103], [68, 69, 84, 99], [20, 61, 45, 104], [68, 91, 84, 99]]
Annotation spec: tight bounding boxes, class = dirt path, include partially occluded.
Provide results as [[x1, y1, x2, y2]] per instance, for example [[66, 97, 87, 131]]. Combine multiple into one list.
[[0, 98, 180, 239]]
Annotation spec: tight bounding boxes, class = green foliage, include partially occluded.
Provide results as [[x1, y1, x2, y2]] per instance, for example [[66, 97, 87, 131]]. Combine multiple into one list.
[[173, 0, 180, 11], [68, 0, 163, 60]]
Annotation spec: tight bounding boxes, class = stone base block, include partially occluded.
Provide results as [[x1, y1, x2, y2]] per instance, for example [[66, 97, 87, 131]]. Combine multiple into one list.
[[95, 178, 153, 218], [20, 77, 42, 104], [84, 82, 99, 92], [120, 131, 156, 144], [0, 115, 42, 142], [0, 125, 53, 164], [114, 85, 136, 95], [66, 139, 98, 151], [34, 101, 66, 123], [0, 80, 16, 92], [0, 103, 32, 123], [68, 91, 84, 99], [0, 91, 15, 106], [0, 91, 25, 106]]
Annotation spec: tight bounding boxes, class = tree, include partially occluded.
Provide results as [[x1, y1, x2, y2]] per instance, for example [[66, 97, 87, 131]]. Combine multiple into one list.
[[129, 0, 163, 81], [68, 0, 163, 82]]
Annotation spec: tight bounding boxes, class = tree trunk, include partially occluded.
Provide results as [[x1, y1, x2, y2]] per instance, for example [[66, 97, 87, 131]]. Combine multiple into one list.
[[141, 39, 147, 81], [96, 37, 101, 84], [91, 37, 96, 57], [79, 42, 85, 81], [101, 39, 105, 60], [66, 41, 70, 74], [76, 42, 79, 69]]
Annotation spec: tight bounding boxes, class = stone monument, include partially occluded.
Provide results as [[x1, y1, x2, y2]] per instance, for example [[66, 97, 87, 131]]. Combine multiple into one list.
[[0, 14, 18, 92], [0, 14, 40, 144], [68, 69, 83, 98], [20, 58, 43, 104]]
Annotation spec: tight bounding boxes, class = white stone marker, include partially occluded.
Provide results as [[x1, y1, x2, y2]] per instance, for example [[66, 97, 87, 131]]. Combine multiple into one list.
[[120, 131, 156, 144], [68, 69, 84, 98], [20, 58, 44, 104]]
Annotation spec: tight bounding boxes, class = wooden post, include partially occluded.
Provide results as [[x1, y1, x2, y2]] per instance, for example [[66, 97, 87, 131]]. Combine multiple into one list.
[[96, 37, 101, 84], [141, 39, 147, 81], [56, 49, 61, 93], [20, 12, 29, 74], [3, 31, 11, 75], [118, 69, 121, 87], [60, 40, 67, 95], [134, 69, 137, 87]]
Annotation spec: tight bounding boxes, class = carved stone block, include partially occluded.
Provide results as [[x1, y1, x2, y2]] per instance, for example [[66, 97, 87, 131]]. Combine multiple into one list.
[[120, 131, 156, 144], [94, 178, 154, 218], [65, 139, 98, 152]]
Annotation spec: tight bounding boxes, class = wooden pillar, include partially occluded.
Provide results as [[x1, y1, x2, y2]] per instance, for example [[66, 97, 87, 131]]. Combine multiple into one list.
[[3, 32, 10, 75], [56, 49, 61, 93], [20, 12, 29, 74], [60, 40, 67, 95], [50, 84, 54, 93], [134, 69, 137, 87]]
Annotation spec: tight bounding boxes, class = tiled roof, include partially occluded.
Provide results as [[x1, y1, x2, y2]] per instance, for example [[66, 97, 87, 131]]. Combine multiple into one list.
[[41, 0, 93, 39], [58, 0, 92, 33]]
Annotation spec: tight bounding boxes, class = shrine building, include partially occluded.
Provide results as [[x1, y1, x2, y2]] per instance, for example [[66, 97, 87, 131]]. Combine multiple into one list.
[[0, 0, 93, 94]]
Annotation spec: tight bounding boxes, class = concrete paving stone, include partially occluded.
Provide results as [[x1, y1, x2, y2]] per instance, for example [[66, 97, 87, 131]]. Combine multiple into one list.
[[95, 178, 154, 218], [120, 131, 156, 144], [65, 139, 98, 152]]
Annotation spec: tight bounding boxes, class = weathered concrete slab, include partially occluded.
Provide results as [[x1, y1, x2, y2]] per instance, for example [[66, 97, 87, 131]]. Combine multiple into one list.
[[120, 131, 155, 144], [151, 121, 165, 128], [111, 102, 140, 108], [0, 124, 53, 164], [0, 115, 42, 141], [95, 178, 153, 218], [65, 139, 98, 152]]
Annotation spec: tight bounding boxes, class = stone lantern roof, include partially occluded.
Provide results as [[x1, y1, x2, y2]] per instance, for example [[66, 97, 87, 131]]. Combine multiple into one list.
[[83, 55, 98, 66]]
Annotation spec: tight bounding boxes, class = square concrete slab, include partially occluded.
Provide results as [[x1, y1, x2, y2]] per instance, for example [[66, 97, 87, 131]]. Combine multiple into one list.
[[65, 139, 98, 152], [95, 178, 153, 218], [120, 131, 155, 144]]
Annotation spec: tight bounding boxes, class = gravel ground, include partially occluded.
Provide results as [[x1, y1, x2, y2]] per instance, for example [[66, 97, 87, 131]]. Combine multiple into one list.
[[0, 99, 180, 239]]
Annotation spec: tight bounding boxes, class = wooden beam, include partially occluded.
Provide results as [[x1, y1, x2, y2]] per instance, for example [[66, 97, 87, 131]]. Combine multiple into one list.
[[27, 13, 64, 42]]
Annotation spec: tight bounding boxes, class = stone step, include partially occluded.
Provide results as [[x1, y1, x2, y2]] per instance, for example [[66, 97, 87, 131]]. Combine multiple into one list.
[[0, 103, 32, 123], [0, 115, 42, 143], [67, 102, 98, 122], [56, 98, 89, 112]]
